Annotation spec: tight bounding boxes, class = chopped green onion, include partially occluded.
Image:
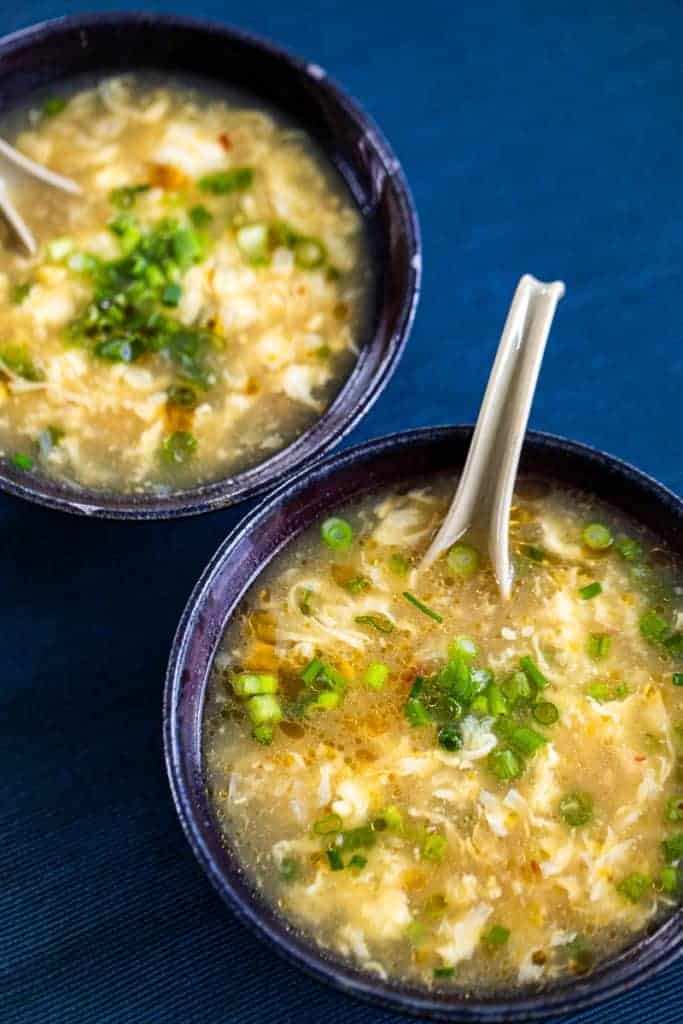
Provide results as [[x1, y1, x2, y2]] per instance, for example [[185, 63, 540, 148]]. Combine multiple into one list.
[[279, 856, 299, 882], [315, 690, 340, 710], [406, 920, 425, 946], [247, 693, 282, 726], [345, 575, 370, 594], [579, 581, 602, 600], [524, 545, 545, 562], [9, 281, 32, 304], [674, 673, 683, 687], [232, 673, 278, 697], [388, 552, 410, 576], [486, 684, 508, 717], [586, 632, 612, 660], [298, 587, 314, 616], [502, 670, 535, 707], [482, 924, 510, 948], [160, 431, 197, 466], [42, 96, 67, 118], [437, 724, 463, 751], [446, 542, 480, 577], [582, 522, 613, 550], [321, 516, 354, 551], [252, 724, 273, 745], [46, 236, 74, 261], [294, 236, 326, 270], [433, 966, 455, 978], [339, 825, 376, 852], [313, 813, 343, 835], [327, 848, 344, 871], [616, 872, 651, 903], [533, 701, 559, 725], [659, 866, 679, 893], [377, 805, 403, 832], [405, 678, 431, 726], [198, 166, 253, 194], [166, 384, 198, 409], [301, 658, 323, 684], [519, 655, 549, 690], [615, 537, 643, 562], [10, 452, 33, 471], [422, 833, 447, 861], [189, 204, 213, 228], [448, 635, 479, 661], [509, 726, 547, 756], [487, 748, 523, 780], [559, 791, 593, 827], [640, 610, 670, 643], [161, 282, 182, 306], [109, 184, 150, 209], [562, 934, 593, 970], [364, 662, 389, 690], [348, 854, 367, 871], [665, 795, 683, 822], [355, 613, 394, 634], [235, 222, 269, 265], [402, 591, 443, 623], [662, 833, 683, 863]]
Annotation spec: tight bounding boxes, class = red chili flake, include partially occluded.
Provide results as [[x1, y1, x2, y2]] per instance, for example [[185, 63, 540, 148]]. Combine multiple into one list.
[[530, 859, 541, 875], [218, 133, 232, 150]]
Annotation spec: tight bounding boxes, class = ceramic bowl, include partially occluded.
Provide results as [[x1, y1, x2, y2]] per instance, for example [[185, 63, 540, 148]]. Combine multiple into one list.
[[164, 425, 683, 1021], [0, 13, 420, 518]]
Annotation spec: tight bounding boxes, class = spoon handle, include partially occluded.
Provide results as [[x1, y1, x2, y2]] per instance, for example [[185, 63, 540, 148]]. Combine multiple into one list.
[[420, 274, 565, 598], [0, 138, 82, 195]]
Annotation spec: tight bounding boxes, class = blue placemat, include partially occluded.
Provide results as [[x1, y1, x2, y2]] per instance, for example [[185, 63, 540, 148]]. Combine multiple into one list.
[[2, 2, 682, 1022]]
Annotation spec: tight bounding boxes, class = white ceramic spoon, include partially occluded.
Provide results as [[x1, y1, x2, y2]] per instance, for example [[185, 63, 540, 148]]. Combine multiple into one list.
[[0, 137, 81, 255], [420, 273, 565, 598]]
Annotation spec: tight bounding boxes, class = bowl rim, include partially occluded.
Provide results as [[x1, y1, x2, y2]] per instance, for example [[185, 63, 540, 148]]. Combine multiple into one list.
[[164, 424, 683, 1021], [0, 11, 421, 519]]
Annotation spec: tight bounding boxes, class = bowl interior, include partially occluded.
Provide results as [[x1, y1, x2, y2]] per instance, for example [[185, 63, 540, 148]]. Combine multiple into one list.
[[0, 13, 419, 517], [165, 426, 683, 1021]]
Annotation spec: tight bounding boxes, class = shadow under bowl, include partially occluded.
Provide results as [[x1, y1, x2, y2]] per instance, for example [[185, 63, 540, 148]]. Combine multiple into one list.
[[0, 12, 420, 518], [164, 425, 683, 1021]]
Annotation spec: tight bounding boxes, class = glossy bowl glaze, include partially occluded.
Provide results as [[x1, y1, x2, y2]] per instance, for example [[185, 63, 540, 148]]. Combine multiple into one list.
[[164, 425, 683, 1021], [0, 13, 420, 518]]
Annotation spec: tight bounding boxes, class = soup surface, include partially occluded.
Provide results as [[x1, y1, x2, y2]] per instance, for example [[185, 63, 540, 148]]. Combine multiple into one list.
[[0, 76, 371, 492], [205, 479, 683, 991]]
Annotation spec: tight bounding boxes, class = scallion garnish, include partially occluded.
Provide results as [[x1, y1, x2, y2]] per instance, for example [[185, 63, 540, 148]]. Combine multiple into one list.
[[326, 848, 344, 871], [582, 522, 613, 550], [519, 655, 548, 690], [579, 581, 602, 600], [482, 924, 510, 948], [10, 452, 33, 471], [402, 591, 443, 623], [364, 662, 389, 689], [313, 813, 343, 835], [355, 613, 394, 634], [446, 542, 480, 577], [533, 700, 559, 725], [198, 166, 253, 194], [321, 516, 354, 551], [616, 872, 651, 903], [559, 791, 593, 827], [586, 632, 611, 660]]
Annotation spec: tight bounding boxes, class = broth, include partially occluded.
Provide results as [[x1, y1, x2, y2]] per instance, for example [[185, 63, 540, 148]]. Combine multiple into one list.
[[0, 75, 372, 492], [205, 479, 683, 992]]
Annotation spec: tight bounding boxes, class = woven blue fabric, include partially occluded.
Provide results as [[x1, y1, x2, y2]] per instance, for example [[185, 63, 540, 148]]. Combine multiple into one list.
[[2, 2, 682, 1021]]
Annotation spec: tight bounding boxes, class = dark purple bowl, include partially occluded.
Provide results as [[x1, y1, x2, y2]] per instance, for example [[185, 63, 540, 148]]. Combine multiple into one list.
[[0, 12, 420, 518], [164, 425, 683, 1021]]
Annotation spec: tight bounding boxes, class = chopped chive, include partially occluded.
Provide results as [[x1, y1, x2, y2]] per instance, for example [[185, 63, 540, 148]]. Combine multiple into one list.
[[321, 516, 354, 551], [662, 833, 683, 863], [252, 724, 273, 745], [279, 856, 299, 882], [402, 591, 443, 623], [364, 662, 389, 690], [10, 452, 33, 471], [389, 552, 410, 576], [246, 693, 282, 726], [188, 204, 213, 228], [437, 724, 463, 751], [616, 872, 651, 903], [355, 613, 394, 634], [524, 544, 545, 562], [508, 726, 547, 756], [674, 673, 683, 687], [198, 166, 253, 194], [433, 966, 455, 978], [166, 384, 198, 409], [298, 587, 314, 616], [615, 537, 643, 562], [502, 669, 535, 707], [559, 791, 593, 827], [486, 684, 508, 717], [422, 833, 447, 861], [640, 610, 670, 643], [300, 657, 323, 684], [665, 795, 683, 822], [579, 581, 602, 600], [294, 236, 326, 270], [519, 655, 548, 690], [327, 848, 344, 871], [659, 866, 679, 894], [345, 575, 370, 594], [348, 854, 367, 871], [406, 921, 425, 946], [448, 635, 479, 660], [161, 282, 182, 306], [483, 924, 510, 948], [109, 183, 150, 209], [9, 280, 32, 304], [160, 431, 197, 466], [42, 96, 67, 117], [487, 747, 523, 780], [582, 522, 613, 550], [232, 673, 278, 697], [377, 805, 403, 832], [586, 632, 611, 660], [446, 542, 480, 577], [313, 813, 343, 835], [533, 700, 559, 725]]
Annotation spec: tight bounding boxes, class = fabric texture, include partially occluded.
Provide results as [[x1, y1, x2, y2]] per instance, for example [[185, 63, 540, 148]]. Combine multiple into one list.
[[2, 2, 682, 1021]]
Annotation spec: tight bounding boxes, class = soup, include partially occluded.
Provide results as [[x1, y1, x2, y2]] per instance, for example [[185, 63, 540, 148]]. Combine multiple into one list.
[[204, 480, 683, 991], [0, 76, 371, 492]]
